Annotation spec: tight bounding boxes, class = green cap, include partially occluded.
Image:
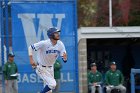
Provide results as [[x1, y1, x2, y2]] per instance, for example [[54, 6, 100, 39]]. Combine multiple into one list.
[[8, 52, 15, 57], [90, 63, 96, 67], [110, 61, 116, 65]]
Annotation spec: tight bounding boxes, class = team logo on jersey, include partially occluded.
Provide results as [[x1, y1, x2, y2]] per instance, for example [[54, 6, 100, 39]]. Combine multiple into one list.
[[8, 65, 11, 68], [116, 74, 119, 76], [46, 50, 60, 54], [96, 74, 99, 77]]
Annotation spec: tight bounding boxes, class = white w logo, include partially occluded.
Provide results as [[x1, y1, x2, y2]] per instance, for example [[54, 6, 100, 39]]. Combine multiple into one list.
[[18, 13, 65, 47]]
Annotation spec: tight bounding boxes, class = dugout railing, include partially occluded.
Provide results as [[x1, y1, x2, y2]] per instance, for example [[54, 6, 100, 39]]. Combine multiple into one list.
[[131, 68, 140, 93]]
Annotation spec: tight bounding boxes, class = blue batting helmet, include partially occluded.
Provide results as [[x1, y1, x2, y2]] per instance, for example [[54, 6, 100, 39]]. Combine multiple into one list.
[[47, 27, 60, 38]]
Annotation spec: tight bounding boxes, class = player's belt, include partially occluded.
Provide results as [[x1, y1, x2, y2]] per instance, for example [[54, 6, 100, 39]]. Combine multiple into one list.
[[42, 65, 46, 67], [42, 65, 52, 68], [37, 63, 52, 68]]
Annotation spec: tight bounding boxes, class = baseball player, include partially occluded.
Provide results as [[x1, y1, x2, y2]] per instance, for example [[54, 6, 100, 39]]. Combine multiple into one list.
[[28, 27, 67, 93], [105, 62, 126, 93]]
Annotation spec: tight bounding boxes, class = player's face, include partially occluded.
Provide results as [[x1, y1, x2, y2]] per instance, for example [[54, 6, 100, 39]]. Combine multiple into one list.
[[91, 66, 97, 71], [53, 32, 60, 40], [110, 64, 116, 71], [8, 56, 14, 62]]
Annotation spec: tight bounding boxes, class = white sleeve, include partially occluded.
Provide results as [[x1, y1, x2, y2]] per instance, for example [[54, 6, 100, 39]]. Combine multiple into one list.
[[60, 42, 66, 56], [28, 46, 33, 56], [30, 41, 45, 51]]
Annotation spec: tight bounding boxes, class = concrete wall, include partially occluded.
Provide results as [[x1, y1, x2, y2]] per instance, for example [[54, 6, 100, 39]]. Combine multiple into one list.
[[78, 39, 88, 93]]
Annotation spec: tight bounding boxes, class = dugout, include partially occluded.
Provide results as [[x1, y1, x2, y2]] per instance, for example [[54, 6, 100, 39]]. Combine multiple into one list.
[[87, 38, 140, 93], [78, 27, 140, 93]]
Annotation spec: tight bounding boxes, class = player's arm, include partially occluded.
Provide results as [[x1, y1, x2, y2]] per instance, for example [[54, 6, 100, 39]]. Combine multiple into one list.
[[60, 42, 67, 63], [28, 46, 37, 67], [28, 41, 45, 67], [62, 52, 67, 62]]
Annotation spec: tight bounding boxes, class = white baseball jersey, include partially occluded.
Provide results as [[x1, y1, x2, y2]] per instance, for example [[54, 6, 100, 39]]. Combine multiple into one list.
[[31, 39, 66, 66]]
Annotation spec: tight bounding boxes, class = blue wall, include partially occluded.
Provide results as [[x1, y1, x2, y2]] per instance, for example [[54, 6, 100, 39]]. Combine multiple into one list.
[[11, 1, 78, 93]]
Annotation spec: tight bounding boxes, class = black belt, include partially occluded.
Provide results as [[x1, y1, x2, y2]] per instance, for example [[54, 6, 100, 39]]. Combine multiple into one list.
[[37, 63, 52, 68], [41, 65, 52, 68]]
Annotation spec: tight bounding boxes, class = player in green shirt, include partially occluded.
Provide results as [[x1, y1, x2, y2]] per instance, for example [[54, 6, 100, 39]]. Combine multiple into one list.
[[3, 52, 18, 93], [88, 63, 103, 93], [105, 62, 126, 93], [53, 60, 62, 93]]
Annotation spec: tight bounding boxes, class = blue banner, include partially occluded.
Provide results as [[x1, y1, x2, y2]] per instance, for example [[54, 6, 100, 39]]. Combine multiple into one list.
[[11, 0, 75, 1], [0, 2, 2, 63], [11, 2, 77, 93], [0, 4, 1, 37]]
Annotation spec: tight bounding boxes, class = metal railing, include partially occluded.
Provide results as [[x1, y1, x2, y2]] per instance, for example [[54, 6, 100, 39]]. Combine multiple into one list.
[[131, 68, 140, 93]]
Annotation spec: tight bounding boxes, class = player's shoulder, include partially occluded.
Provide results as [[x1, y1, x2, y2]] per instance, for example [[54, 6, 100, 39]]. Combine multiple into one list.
[[38, 39, 46, 43], [88, 71, 92, 75], [41, 39, 50, 44], [35, 39, 50, 47], [57, 40, 64, 45], [116, 69, 121, 73], [106, 70, 111, 74], [4, 62, 8, 66]]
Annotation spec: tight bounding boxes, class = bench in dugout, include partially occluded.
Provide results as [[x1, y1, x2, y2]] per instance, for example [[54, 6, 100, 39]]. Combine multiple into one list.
[[88, 86, 121, 93]]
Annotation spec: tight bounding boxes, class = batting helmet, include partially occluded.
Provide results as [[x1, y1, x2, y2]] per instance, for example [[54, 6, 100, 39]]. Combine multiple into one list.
[[47, 27, 60, 38]]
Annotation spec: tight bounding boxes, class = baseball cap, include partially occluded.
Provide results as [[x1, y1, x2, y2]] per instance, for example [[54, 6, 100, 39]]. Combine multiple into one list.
[[8, 52, 15, 57], [90, 63, 96, 67], [110, 61, 116, 65]]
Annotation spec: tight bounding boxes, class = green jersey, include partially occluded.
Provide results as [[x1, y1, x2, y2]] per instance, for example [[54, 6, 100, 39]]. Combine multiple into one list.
[[54, 60, 62, 79], [3, 61, 18, 80], [105, 69, 124, 86], [88, 70, 102, 85]]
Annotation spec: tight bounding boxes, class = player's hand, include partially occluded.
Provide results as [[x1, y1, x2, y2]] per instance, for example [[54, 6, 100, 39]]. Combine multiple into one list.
[[31, 62, 37, 66], [30, 60, 37, 69], [31, 62, 37, 69], [29, 56, 37, 68], [93, 83, 97, 86], [32, 65, 37, 69], [63, 52, 67, 63]]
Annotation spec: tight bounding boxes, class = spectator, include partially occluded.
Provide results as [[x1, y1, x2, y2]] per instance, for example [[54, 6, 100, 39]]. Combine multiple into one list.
[[3, 52, 18, 93], [105, 62, 126, 93], [88, 63, 103, 93]]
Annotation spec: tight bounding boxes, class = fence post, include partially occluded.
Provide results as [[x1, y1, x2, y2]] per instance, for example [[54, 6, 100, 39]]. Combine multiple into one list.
[[131, 68, 135, 93], [4, 0, 9, 55], [1, 1, 5, 93]]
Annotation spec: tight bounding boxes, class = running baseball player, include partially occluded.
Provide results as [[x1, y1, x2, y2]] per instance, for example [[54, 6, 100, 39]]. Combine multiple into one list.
[[28, 27, 67, 93]]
